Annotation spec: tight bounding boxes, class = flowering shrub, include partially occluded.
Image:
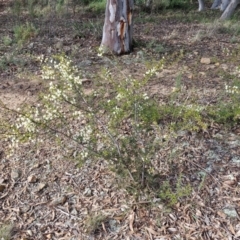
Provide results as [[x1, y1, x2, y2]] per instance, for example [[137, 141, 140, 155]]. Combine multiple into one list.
[[219, 71, 240, 123], [9, 54, 165, 190], [225, 83, 240, 94]]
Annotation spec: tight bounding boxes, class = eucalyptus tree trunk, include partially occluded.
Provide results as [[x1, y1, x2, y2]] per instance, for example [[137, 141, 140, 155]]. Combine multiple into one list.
[[211, 0, 222, 9], [198, 0, 205, 11], [199, 0, 230, 11], [100, 0, 134, 55], [220, 0, 240, 19], [220, 0, 230, 11]]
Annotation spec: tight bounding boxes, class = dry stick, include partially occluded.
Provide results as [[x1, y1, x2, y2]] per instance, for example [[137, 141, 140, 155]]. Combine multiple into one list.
[[134, 101, 145, 187], [0, 101, 101, 158], [79, 93, 136, 182], [191, 161, 235, 190], [1, 89, 134, 182], [191, 161, 217, 181], [54, 207, 82, 220], [0, 191, 9, 199], [95, 116, 135, 182]]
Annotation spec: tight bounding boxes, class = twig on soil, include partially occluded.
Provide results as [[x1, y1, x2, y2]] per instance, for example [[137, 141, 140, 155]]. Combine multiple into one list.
[[54, 207, 83, 221]]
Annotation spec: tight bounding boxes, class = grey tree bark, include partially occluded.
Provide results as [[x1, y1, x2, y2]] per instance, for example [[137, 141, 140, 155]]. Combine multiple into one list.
[[220, 0, 230, 11], [211, 0, 222, 9], [199, 0, 230, 11], [220, 0, 240, 19], [198, 0, 238, 19], [198, 0, 205, 11], [100, 0, 134, 55]]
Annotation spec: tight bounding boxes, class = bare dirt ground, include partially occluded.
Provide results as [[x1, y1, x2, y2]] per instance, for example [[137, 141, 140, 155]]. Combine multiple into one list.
[[1, 1, 240, 239]]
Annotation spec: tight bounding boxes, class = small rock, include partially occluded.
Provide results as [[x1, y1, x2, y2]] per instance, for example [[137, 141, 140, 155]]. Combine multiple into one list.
[[28, 42, 34, 49], [83, 188, 92, 196], [177, 130, 188, 137], [21, 205, 31, 213], [71, 208, 78, 216], [223, 207, 238, 218], [207, 65, 215, 69], [78, 60, 92, 67], [63, 45, 71, 52], [168, 227, 177, 233], [109, 219, 120, 232], [0, 184, 6, 192], [26, 230, 32, 236], [221, 63, 228, 70], [11, 169, 21, 180], [36, 182, 47, 192], [49, 195, 67, 206], [205, 165, 213, 174], [232, 157, 240, 164], [228, 140, 240, 148], [55, 41, 63, 49], [46, 234, 52, 239], [199, 72, 206, 76], [27, 174, 38, 183], [213, 133, 223, 139], [47, 47, 52, 53], [200, 57, 211, 64], [136, 51, 144, 59]]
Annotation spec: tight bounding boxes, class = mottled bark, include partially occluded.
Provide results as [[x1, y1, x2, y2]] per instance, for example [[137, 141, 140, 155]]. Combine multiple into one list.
[[100, 0, 134, 55], [220, 0, 239, 18], [211, 0, 222, 9], [220, 0, 230, 11]]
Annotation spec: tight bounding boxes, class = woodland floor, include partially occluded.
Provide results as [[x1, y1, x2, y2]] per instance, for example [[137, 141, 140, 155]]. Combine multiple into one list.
[[1, 1, 240, 239]]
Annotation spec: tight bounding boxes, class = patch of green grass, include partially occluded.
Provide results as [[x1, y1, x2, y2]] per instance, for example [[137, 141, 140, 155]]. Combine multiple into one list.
[[73, 0, 91, 5], [159, 175, 192, 207], [135, 0, 193, 12], [158, 90, 240, 131], [11, 0, 22, 17], [156, 69, 240, 131], [160, 9, 219, 23], [209, 102, 240, 125], [86, 0, 106, 13], [85, 213, 108, 234], [11, 0, 68, 17], [0, 57, 8, 71], [0, 223, 13, 240], [73, 19, 103, 39], [147, 40, 166, 53], [13, 22, 38, 45], [203, 19, 240, 37], [134, 12, 149, 24], [158, 103, 208, 132], [154, 0, 190, 10], [2, 36, 12, 46], [0, 55, 27, 72]]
